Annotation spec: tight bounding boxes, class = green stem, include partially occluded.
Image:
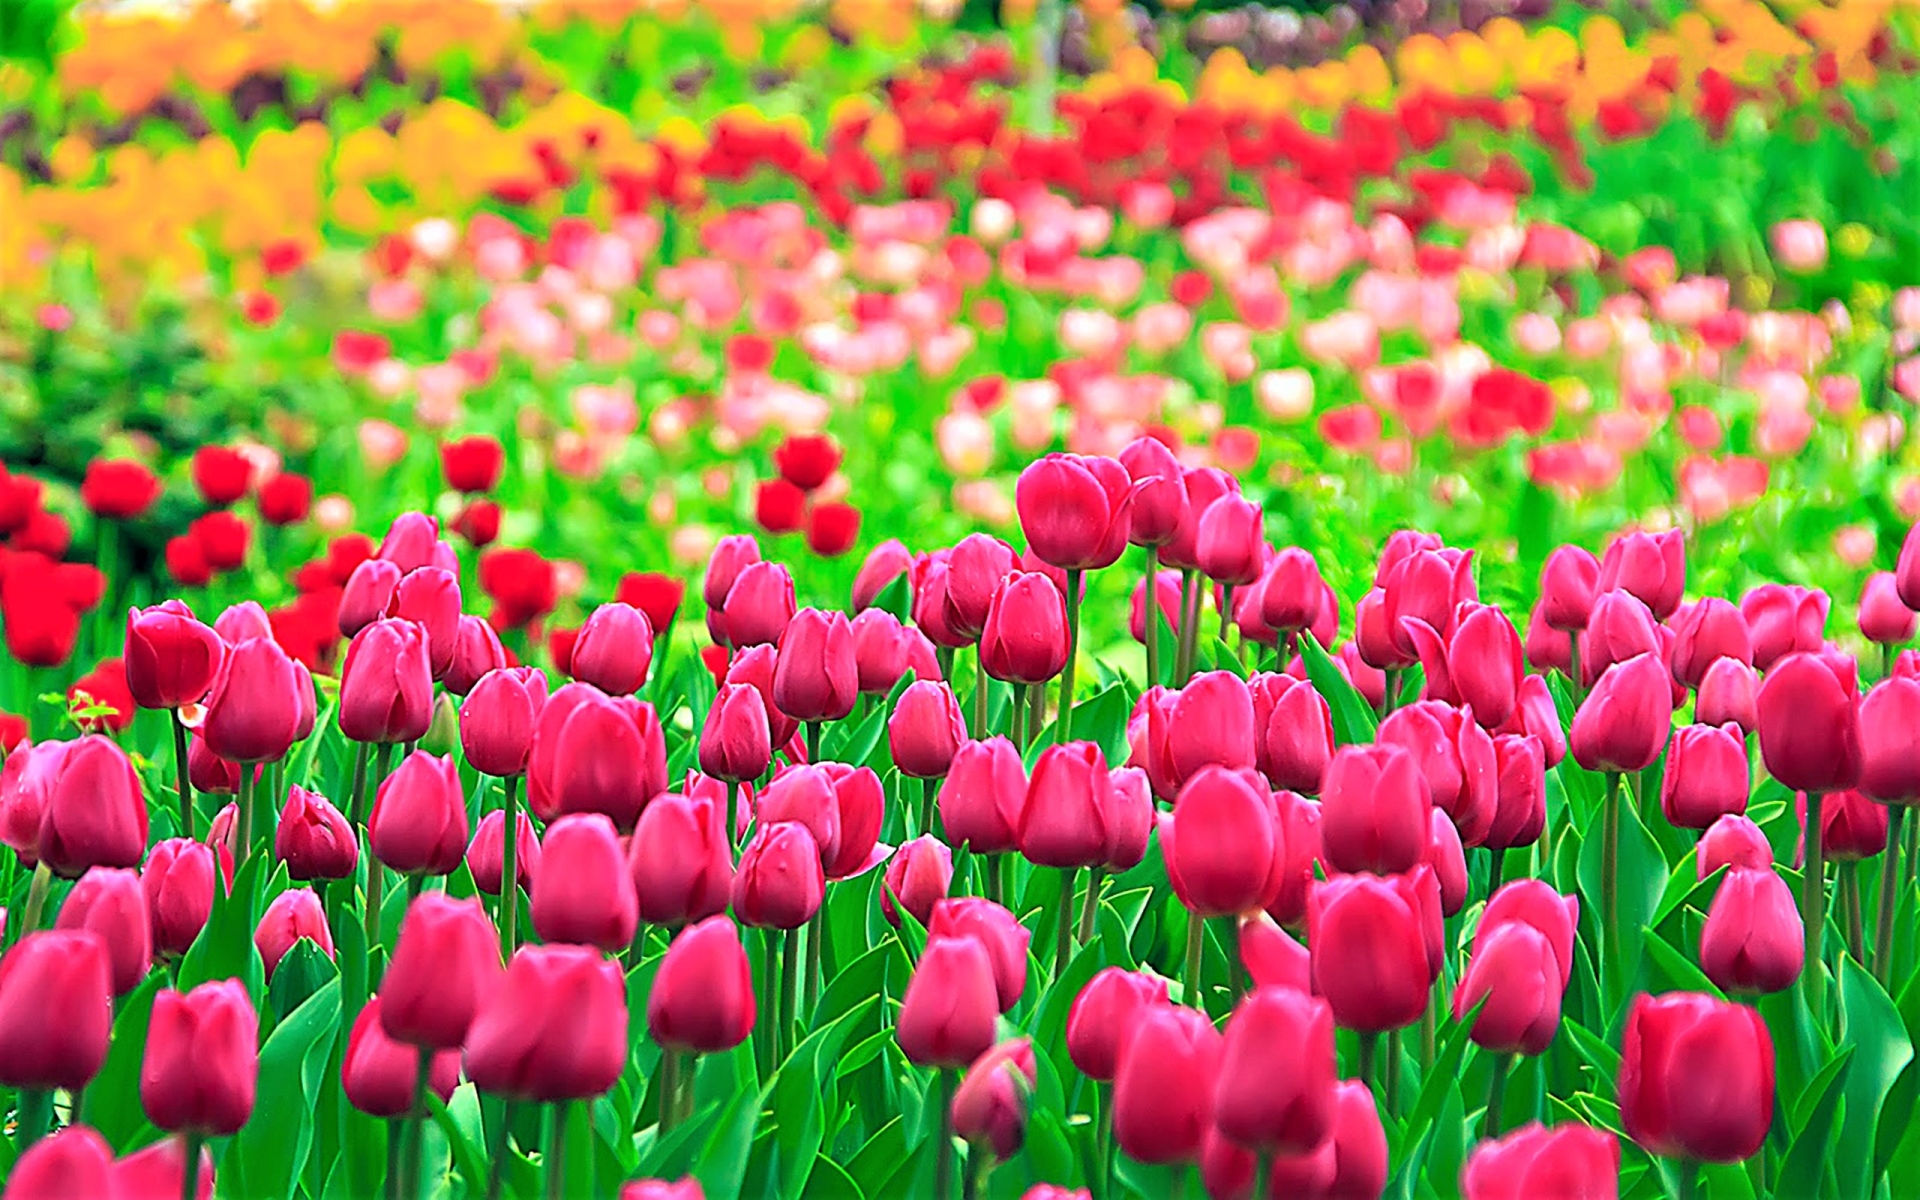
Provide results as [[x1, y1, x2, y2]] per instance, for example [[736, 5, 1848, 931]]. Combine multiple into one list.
[[1487, 846, 1507, 901], [972, 651, 991, 739], [407, 1052, 433, 1200], [934, 1069, 957, 1200], [544, 1102, 569, 1200], [659, 1051, 680, 1133], [484, 1100, 516, 1200], [1485, 1054, 1512, 1137], [1057, 569, 1082, 744], [346, 739, 370, 827], [1356, 1034, 1378, 1093], [1569, 638, 1585, 706], [1383, 667, 1401, 715], [1183, 909, 1205, 1010], [237, 758, 256, 868], [921, 777, 938, 841], [1077, 868, 1103, 945], [172, 710, 196, 840], [780, 926, 799, 1061], [1055, 867, 1078, 979], [1175, 569, 1201, 684], [804, 908, 823, 1025], [1804, 790, 1827, 1020], [1384, 1029, 1401, 1116], [805, 720, 822, 765], [1602, 772, 1622, 997], [1675, 1159, 1701, 1200], [385, 1117, 404, 1200], [1143, 547, 1161, 690], [985, 853, 1002, 906], [18, 861, 52, 939], [1879, 807, 1905, 986], [1843, 860, 1865, 965], [500, 775, 521, 959], [178, 1134, 204, 1200], [1026, 683, 1043, 749], [1219, 584, 1234, 645], [1008, 691, 1025, 753], [762, 929, 782, 1074], [13, 1088, 51, 1152]]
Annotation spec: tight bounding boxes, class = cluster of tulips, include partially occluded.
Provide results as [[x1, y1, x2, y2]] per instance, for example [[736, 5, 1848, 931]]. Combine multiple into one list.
[[4, 433, 1919, 1199]]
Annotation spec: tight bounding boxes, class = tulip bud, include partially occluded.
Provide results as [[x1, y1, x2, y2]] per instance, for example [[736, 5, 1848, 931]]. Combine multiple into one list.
[[187, 734, 242, 795], [1308, 872, 1434, 1032], [951, 1039, 1036, 1161], [618, 1181, 705, 1200], [254, 887, 335, 978], [938, 737, 1027, 855], [1112, 1002, 1224, 1164], [339, 558, 402, 638], [531, 814, 639, 952], [1700, 867, 1802, 996], [0, 930, 113, 1091], [1195, 494, 1266, 586], [571, 602, 655, 695], [1757, 651, 1860, 792], [1658, 723, 1750, 831], [1383, 546, 1476, 653], [1741, 583, 1829, 671], [928, 898, 1030, 1013], [716, 560, 795, 648], [126, 602, 226, 711], [1019, 742, 1115, 869], [897, 934, 1000, 1068], [771, 608, 858, 724], [1669, 598, 1753, 689], [1165, 671, 1259, 787], [202, 636, 304, 763], [34, 735, 150, 876], [338, 619, 434, 745], [467, 809, 541, 897], [649, 915, 756, 1056], [1580, 590, 1661, 686], [369, 752, 468, 876], [276, 786, 359, 881], [757, 766, 843, 867], [732, 821, 825, 930], [943, 534, 1018, 642], [703, 534, 761, 615], [445, 615, 507, 697], [141, 980, 258, 1135], [1256, 548, 1321, 634], [1698, 814, 1774, 879], [1537, 545, 1600, 631], [1214, 987, 1337, 1155], [526, 683, 668, 832], [882, 835, 953, 928], [1016, 453, 1134, 571], [1255, 1080, 1388, 1198], [1804, 787, 1888, 861], [56, 867, 151, 996], [1462, 1122, 1621, 1200], [1452, 921, 1563, 1055], [1571, 654, 1674, 775], [851, 608, 923, 694], [1067, 968, 1169, 1082], [109, 1135, 217, 1200], [980, 572, 1069, 684], [342, 995, 462, 1118], [1119, 435, 1188, 548], [144, 837, 229, 958], [379, 894, 501, 1048], [465, 945, 627, 1101], [460, 666, 547, 779], [889, 681, 968, 777], [1446, 605, 1524, 729], [1476, 880, 1579, 991], [1598, 529, 1685, 620], [1427, 808, 1468, 916], [1240, 912, 1312, 993], [1862, 571, 1920, 647], [1697, 657, 1759, 734], [1319, 743, 1431, 875], [1619, 991, 1774, 1163], [1379, 700, 1499, 847], [393, 567, 461, 681], [1131, 570, 1182, 646], [1860, 677, 1920, 802], [698, 683, 772, 784], [1166, 766, 1278, 917], [818, 763, 886, 880], [851, 539, 912, 611], [1260, 791, 1321, 929], [6, 1126, 114, 1199]]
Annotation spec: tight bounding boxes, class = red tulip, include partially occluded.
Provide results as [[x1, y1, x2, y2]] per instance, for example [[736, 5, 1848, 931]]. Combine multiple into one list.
[[1598, 529, 1685, 619], [202, 636, 305, 763], [125, 602, 225, 711], [945, 534, 1018, 642], [1067, 968, 1169, 1082], [1669, 597, 1753, 688], [0, 930, 112, 1091], [852, 608, 924, 694], [928, 898, 1030, 1013], [369, 751, 468, 876], [1195, 494, 1266, 586], [773, 433, 841, 491], [1382, 545, 1476, 654], [254, 887, 335, 978], [467, 809, 541, 897], [1165, 670, 1258, 786], [1453, 921, 1563, 1055], [1319, 743, 1432, 876], [31, 735, 149, 876], [190, 511, 250, 572], [897, 934, 1000, 1068], [716, 560, 795, 648], [144, 837, 228, 957], [1166, 766, 1278, 917], [1700, 866, 1802, 996], [757, 765, 843, 868], [1213, 986, 1337, 1154], [1483, 734, 1547, 853], [55, 867, 151, 996], [1239, 912, 1312, 993], [1537, 545, 1600, 630], [191, 446, 253, 506], [1130, 569, 1183, 646], [1757, 651, 1860, 791], [700, 682, 773, 783], [772, 608, 858, 723], [571, 602, 655, 695], [441, 434, 505, 493], [394, 567, 461, 681], [339, 558, 401, 639], [342, 996, 461, 1117], [1427, 808, 1468, 916], [1619, 992, 1774, 1163], [525, 683, 668, 831], [979, 571, 1069, 685], [1018, 742, 1114, 869], [1119, 435, 1188, 548], [649, 916, 756, 1055], [81, 458, 162, 520], [460, 666, 548, 778], [889, 681, 968, 777], [725, 645, 800, 753], [754, 479, 806, 534], [1477, 880, 1578, 988], [1802, 788, 1888, 861], [882, 835, 953, 928], [1579, 590, 1661, 686], [732, 821, 825, 929], [1696, 657, 1758, 734], [628, 790, 731, 925], [1262, 790, 1321, 929], [141, 980, 258, 1135], [703, 534, 761, 614], [443, 616, 506, 697], [109, 1132, 217, 1200], [938, 737, 1027, 854], [851, 539, 912, 611], [338, 618, 434, 745], [532, 814, 639, 951], [1015, 453, 1133, 571], [1111, 1001, 1223, 1164], [1448, 605, 1525, 729], [1522, 604, 1572, 678], [375, 512, 456, 575], [1698, 814, 1774, 879], [1163, 467, 1235, 573], [1740, 584, 1829, 671], [5, 1127, 114, 1200], [258, 471, 313, 527], [1258, 548, 1323, 634], [1859, 571, 1917, 646], [951, 1038, 1037, 1160], [1860, 677, 1920, 802], [465, 944, 628, 1101], [379, 894, 501, 1048], [1461, 1121, 1621, 1200], [1659, 723, 1750, 830], [1570, 654, 1674, 774], [1308, 872, 1433, 1033], [820, 764, 887, 880]]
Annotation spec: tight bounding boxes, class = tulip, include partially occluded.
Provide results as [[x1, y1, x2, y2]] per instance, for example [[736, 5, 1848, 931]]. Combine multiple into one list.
[[1260, 790, 1321, 929], [1757, 651, 1860, 791], [1258, 548, 1323, 635], [618, 1182, 705, 1200], [1618, 992, 1774, 1163], [254, 888, 335, 978], [1166, 766, 1277, 917], [339, 559, 402, 638], [772, 608, 858, 725], [1382, 545, 1476, 653], [5, 1126, 114, 1199], [445, 615, 507, 697], [1461, 1122, 1621, 1200], [212, 601, 273, 645], [394, 567, 461, 680], [0, 930, 113, 1092], [951, 1039, 1036, 1160], [699, 682, 773, 785], [1485, 735, 1546, 855], [379, 894, 501, 1048], [525, 683, 668, 831], [1428, 808, 1468, 916], [1804, 788, 1888, 861], [1740, 584, 1829, 671], [466, 809, 542, 896], [897, 934, 1000, 1068], [1570, 654, 1674, 775], [732, 822, 825, 930], [338, 619, 434, 745], [202, 636, 304, 763], [461, 666, 547, 778], [277, 787, 359, 881], [979, 571, 1068, 685], [1308, 872, 1433, 1033], [141, 980, 258, 1135], [883, 835, 954, 928], [1194, 494, 1266, 586], [1477, 880, 1579, 989], [532, 814, 639, 952], [1579, 590, 1661, 687], [1898, 523, 1920, 611], [1318, 742, 1432, 876], [109, 1132, 217, 1200], [35, 735, 150, 876], [1668, 597, 1753, 689], [1111, 1001, 1223, 1164], [756, 766, 843, 868], [819, 764, 887, 880], [912, 553, 968, 650], [1067, 968, 1169, 1082], [1446, 605, 1525, 729], [890, 681, 967, 777], [369, 752, 468, 877], [571, 602, 655, 694], [1165, 671, 1259, 786], [716, 560, 795, 648], [852, 539, 912, 611], [1213, 987, 1337, 1155], [1255, 677, 1333, 796], [649, 916, 757, 1056], [376, 512, 455, 576], [1016, 453, 1133, 572], [1453, 921, 1563, 1056], [1019, 742, 1113, 870], [1377, 701, 1498, 846], [1240, 911, 1312, 994], [1697, 657, 1759, 734], [55, 867, 151, 996], [1119, 435, 1188, 548], [944, 534, 1018, 642], [703, 534, 762, 619], [1598, 529, 1685, 619], [344, 996, 464, 1117], [126, 602, 225, 710], [144, 837, 227, 958], [852, 608, 932, 694], [1131, 570, 1182, 646], [465, 945, 628, 1101], [1700, 867, 1803, 996], [628, 790, 732, 927], [1522, 605, 1572, 678], [1660, 724, 1751, 830], [1860, 571, 1917, 646], [1699, 814, 1774, 879], [938, 737, 1027, 856], [1859, 676, 1920, 803], [1538, 545, 1600, 630]]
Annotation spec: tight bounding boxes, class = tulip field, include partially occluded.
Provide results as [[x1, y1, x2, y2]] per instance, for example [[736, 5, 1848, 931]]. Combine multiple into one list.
[[9, 0, 1920, 1198]]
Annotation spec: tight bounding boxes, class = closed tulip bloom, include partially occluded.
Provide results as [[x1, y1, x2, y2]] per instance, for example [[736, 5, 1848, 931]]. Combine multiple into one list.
[[1523, 605, 1572, 677], [1428, 808, 1469, 916], [1741, 584, 1829, 671], [571, 603, 655, 695], [1258, 548, 1323, 633], [912, 553, 967, 650], [1618, 992, 1774, 1163], [732, 821, 825, 930], [1477, 880, 1580, 989], [211, 601, 272, 645], [699, 683, 773, 783], [338, 619, 434, 745], [34, 735, 150, 876], [1446, 606, 1525, 729], [525, 683, 668, 831], [1194, 494, 1266, 586], [1067, 968, 1170, 1081], [897, 934, 1000, 1068], [1131, 570, 1183, 645], [1598, 530, 1685, 620], [939, 737, 1027, 854], [1669, 598, 1754, 689], [618, 1182, 705, 1200], [377, 512, 456, 575], [339, 558, 402, 638], [1356, 586, 1417, 671], [461, 666, 547, 778], [531, 814, 639, 951], [1538, 545, 1601, 631], [1167, 671, 1258, 784], [979, 572, 1069, 684], [771, 608, 858, 723], [628, 791, 731, 926], [820, 763, 887, 880], [1167, 766, 1278, 917], [1308, 873, 1432, 1032], [369, 752, 468, 876], [944, 534, 1018, 642], [1660, 724, 1751, 830], [1860, 678, 1920, 802], [1240, 912, 1312, 993], [1860, 572, 1917, 646], [1804, 788, 1888, 861], [254, 888, 335, 978], [5, 1126, 115, 1200], [1120, 435, 1188, 547], [1697, 657, 1759, 735], [882, 835, 953, 928], [1379, 701, 1499, 847], [952, 1038, 1037, 1160], [1757, 651, 1860, 791], [1319, 743, 1432, 875], [852, 609, 934, 694], [1160, 467, 1234, 573], [1383, 546, 1476, 653], [109, 1136, 217, 1200], [757, 765, 843, 868], [703, 534, 761, 614], [464, 945, 628, 1102], [202, 636, 304, 763], [342, 995, 461, 1118], [851, 539, 912, 612], [1112, 1002, 1224, 1164], [1700, 867, 1803, 996], [467, 809, 541, 897], [1263, 791, 1322, 929], [929, 898, 1031, 1013], [380, 894, 501, 1048], [1016, 453, 1134, 571], [1485, 734, 1547, 852], [1019, 742, 1114, 869], [0, 931, 112, 1090], [1580, 590, 1662, 686], [277, 787, 358, 881], [1214, 987, 1337, 1155], [141, 980, 258, 1135], [1570, 655, 1674, 774], [1507, 674, 1566, 767], [393, 567, 461, 681], [1461, 1121, 1621, 1200], [1104, 766, 1154, 873], [649, 916, 756, 1055], [144, 837, 226, 957], [717, 560, 795, 648], [445, 615, 507, 698], [890, 681, 968, 777], [1453, 921, 1563, 1056], [1699, 814, 1774, 879], [55, 867, 151, 995], [126, 602, 225, 710]]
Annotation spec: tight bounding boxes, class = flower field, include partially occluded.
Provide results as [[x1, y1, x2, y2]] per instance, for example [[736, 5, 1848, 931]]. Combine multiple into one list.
[[5, 0, 1920, 1197]]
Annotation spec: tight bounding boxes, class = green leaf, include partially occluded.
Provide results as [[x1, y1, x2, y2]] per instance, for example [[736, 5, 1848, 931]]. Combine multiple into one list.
[[695, 1081, 770, 1200], [82, 972, 165, 1151], [867, 574, 910, 622], [801, 1154, 864, 1200], [1395, 1007, 1478, 1166], [1778, 1046, 1853, 1199], [1025, 683, 1131, 769], [1300, 632, 1376, 744], [1838, 956, 1913, 1197], [1639, 926, 1723, 998], [227, 979, 341, 1200], [427, 1085, 493, 1200], [177, 849, 269, 1004]]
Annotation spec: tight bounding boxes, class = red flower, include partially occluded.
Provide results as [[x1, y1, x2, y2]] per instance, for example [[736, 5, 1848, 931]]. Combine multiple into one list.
[[68, 659, 134, 733], [80, 460, 161, 521], [806, 503, 861, 557], [753, 479, 807, 534], [191, 447, 254, 507], [260, 239, 306, 276], [189, 512, 250, 573], [441, 436, 506, 495], [166, 536, 213, 587], [332, 330, 391, 375], [240, 291, 280, 326], [773, 435, 842, 492], [479, 548, 557, 629], [453, 500, 501, 547], [257, 474, 312, 526]]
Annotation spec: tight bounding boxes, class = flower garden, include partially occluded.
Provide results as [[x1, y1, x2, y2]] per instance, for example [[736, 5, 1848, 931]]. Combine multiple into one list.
[[4, 0, 1920, 1196]]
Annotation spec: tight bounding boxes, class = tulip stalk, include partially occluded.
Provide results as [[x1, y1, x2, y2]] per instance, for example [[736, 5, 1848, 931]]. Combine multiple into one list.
[[921, 778, 939, 840], [1077, 868, 1103, 945], [1803, 790, 1828, 1019], [500, 775, 521, 958], [1054, 867, 1078, 978], [780, 928, 800, 1062], [402, 1054, 433, 1200], [16, 860, 52, 940], [1143, 548, 1161, 688], [1056, 569, 1083, 744], [544, 1101, 570, 1200], [1878, 807, 1905, 985], [1842, 861, 1865, 965], [178, 1133, 203, 1200], [972, 661, 991, 739], [1484, 1053, 1512, 1136], [1025, 684, 1044, 749], [1567, 640, 1584, 706], [1174, 570, 1201, 683], [1602, 772, 1622, 997], [933, 1068, 957, 1200], [13, 1087, 50, 1151], [236, 760, 257, 869], [1182, 910, 1205, 1010], [171, 709, 196, 839], [805, 911, 824, 1026], [363, 742, 397, 967], [659, 1051, 680, 1133]]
